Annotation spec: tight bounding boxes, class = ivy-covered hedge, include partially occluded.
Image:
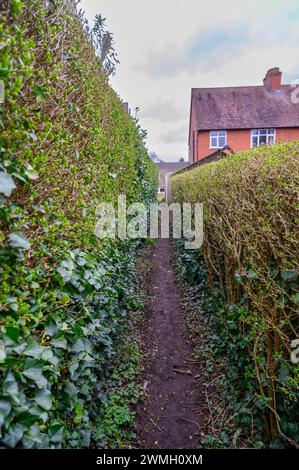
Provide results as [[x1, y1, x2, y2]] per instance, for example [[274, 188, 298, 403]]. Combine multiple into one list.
[[0, 0, 156, 448], [171, 142, 299, 446]]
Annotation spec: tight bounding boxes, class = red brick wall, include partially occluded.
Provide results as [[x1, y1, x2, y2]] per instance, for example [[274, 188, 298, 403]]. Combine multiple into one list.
[[276, 128, 299, 142], [196, 131, 210, 160], [196, 128, 299, 161]]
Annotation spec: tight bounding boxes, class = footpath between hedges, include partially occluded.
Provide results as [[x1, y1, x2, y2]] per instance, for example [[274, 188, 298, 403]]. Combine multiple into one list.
[[135, 239, 205, 448]]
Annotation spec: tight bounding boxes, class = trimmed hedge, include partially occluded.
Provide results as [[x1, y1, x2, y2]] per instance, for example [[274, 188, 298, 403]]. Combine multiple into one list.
[[0, 0, 156, 448], [171, 142, 299, 445]]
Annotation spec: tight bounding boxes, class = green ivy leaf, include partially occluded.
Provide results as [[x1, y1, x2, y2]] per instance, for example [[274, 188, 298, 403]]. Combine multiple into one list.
[[0, 339, 6, 363], [8, 232, 31, 250], [23, 367, 47, 388], [52, 337, 67, 349], [3, 372, 19, 400], [0, 400, 12, 427], [71, 338, 85, 353], [0, 172, 16, 197], [45, 321, 58, 337], [22, 425, 43, 448], [281, 270, 297, 281], [57, 266, 72, 282], [24, 338, 46, 359], [2, 424, 25, 448], [35, 388, 52, 411], [4, 326, 21, 343], [16, 411, 40, 428], [48, 424, 64, 443]]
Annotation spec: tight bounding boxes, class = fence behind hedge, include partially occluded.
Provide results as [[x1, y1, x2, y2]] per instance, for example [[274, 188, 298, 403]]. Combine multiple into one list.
[[171, 142, 299, 445]]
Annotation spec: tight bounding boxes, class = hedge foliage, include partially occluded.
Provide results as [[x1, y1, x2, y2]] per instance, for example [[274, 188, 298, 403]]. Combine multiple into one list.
[[171, 142, 299, 445], [0, 0, 156, 448]]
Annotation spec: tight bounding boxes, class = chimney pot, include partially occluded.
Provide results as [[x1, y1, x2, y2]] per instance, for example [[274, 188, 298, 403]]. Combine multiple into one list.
[[263, 67, 282, 91]]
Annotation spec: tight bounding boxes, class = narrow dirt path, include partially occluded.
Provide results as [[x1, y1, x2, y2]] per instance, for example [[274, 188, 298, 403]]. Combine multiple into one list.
[[136, 239, 203, 449]]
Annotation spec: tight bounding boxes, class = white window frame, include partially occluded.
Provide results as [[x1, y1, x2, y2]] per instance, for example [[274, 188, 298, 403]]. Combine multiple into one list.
[[210, 130, 227, 149], [251, 129, 276, 148]]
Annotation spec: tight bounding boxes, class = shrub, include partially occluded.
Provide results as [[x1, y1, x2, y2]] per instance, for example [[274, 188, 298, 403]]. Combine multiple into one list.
[[171, 142, 299, 445], [0, 0, 156, 447]]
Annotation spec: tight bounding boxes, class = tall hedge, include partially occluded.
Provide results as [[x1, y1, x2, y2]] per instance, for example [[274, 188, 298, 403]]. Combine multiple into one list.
[[171, 142, 299, 445], [0, 0, 156, 448]]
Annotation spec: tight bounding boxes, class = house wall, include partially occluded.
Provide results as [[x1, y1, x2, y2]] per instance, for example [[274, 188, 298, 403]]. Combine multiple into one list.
[[196, 128, 299, 161], [157, 165, 189, 194], [189, 105, 197, 163], [276, 128, 299, 142]]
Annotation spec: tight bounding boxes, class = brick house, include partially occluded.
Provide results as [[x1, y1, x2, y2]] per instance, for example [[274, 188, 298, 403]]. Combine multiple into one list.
[[188, 68, 299, 163], [156, 161, 189, 199]]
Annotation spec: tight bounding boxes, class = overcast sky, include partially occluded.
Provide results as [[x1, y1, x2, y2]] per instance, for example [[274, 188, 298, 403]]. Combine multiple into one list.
[[80, 0, 299, 161]]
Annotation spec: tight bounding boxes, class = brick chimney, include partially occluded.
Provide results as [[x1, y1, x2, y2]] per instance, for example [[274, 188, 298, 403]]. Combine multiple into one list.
[[122, 102, 130, 114], [263, 67, 282, 91]]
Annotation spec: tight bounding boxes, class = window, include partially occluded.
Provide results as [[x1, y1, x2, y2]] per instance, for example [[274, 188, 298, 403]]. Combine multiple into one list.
[[251, 129, 276, 147], [210, 130, 227, 148]]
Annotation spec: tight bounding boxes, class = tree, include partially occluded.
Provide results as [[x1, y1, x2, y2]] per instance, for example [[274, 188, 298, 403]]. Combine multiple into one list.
[[91, 15, 119, 76], [149, 151, 163, 163]]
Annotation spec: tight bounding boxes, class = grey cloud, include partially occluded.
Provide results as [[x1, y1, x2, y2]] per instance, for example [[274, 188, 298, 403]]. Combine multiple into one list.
[[137, 9, 299, 80], [136, 23, 250, 78], [141, 100, 186, 122], [160, 125, 187, 144], [284, 67, 299, 83]]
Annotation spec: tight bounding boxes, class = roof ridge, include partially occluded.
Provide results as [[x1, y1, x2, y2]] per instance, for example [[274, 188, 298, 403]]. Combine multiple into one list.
[[192, 84, 291, 91]]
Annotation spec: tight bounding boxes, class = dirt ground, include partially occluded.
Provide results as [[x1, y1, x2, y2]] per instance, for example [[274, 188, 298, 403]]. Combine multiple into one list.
[[135, 239, 204, 449]]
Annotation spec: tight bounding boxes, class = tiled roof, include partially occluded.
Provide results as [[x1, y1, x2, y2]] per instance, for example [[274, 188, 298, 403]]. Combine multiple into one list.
[[156, 162, 189, 173], [171, 149, 233, 176], [192, 85, 299, 130]]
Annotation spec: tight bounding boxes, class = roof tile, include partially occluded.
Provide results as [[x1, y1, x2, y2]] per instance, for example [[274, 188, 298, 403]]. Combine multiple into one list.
[[192, 85, 299, 130]]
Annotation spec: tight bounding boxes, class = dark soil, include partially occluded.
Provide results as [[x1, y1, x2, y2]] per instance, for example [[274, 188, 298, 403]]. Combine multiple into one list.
[[135, 239, 204, 449]]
